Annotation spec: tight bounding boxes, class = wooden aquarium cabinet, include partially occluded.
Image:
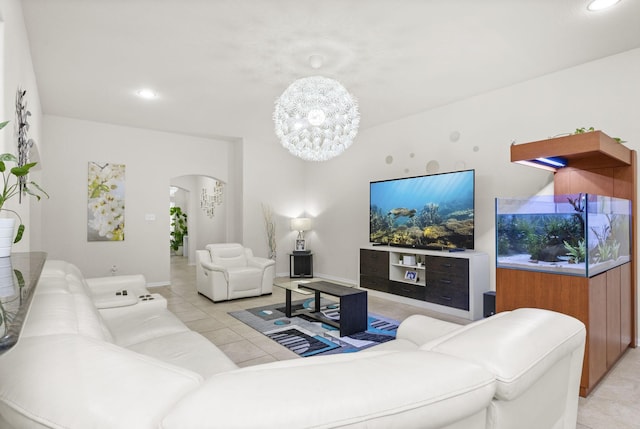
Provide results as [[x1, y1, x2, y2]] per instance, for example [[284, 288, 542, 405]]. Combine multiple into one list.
[[498, 130, 637, 397]]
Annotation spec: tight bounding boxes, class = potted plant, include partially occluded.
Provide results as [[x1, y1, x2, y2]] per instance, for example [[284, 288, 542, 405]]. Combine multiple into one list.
[[170, 206, 188, 256], [0, 120, 48, 256]]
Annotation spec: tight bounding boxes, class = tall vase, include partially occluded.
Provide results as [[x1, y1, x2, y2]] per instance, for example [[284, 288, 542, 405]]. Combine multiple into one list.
[[0, 218, 15, 258]]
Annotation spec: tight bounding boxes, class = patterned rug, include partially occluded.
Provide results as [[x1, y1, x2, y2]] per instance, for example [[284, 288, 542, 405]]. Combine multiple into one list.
[[229, 298, 399, 357]]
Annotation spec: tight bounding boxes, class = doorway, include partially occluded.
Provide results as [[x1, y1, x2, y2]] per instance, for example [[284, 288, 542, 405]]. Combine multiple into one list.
[[169, 175, 227, 265]]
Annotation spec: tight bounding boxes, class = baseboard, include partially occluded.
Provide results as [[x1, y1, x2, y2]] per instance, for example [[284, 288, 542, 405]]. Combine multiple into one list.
[[147, 281, 171, 287]]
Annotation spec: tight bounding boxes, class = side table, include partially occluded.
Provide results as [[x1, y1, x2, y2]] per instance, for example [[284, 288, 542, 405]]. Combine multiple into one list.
[[290, 253, 313, 278]]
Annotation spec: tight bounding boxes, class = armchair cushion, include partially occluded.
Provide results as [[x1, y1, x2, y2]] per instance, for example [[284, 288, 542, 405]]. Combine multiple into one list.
[[212, 254, 247, 268], [208, 243, 247, 266], [227, 267, 263, 292]]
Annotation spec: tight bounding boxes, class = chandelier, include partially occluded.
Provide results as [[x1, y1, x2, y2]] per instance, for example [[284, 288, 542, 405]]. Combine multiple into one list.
[[273, 76, 360, 162]]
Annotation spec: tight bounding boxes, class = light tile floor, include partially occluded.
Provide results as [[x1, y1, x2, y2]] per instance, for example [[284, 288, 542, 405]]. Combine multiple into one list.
[[160, 256, 640, 428]]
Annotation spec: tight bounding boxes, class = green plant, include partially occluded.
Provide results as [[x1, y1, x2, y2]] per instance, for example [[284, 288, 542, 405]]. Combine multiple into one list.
[[526, 233, 545, 261], [574, 126, 595, 134], [594, 239, 620, 263], [0, 120, 48, 243], [574, 127, 626, 144], [563, 239, 586, 263], [170, 206, 188, 252]]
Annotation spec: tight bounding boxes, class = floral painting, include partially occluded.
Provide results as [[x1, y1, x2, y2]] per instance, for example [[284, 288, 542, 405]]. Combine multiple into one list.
[[87, 162, 125, 241]]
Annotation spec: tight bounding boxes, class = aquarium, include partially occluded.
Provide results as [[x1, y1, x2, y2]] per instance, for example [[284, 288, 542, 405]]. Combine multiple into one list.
[[370, 169, 475, 250], [496, 194, 631, 277]]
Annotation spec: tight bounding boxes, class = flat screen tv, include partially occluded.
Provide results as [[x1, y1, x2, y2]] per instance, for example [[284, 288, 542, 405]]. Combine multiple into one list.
[[369, 169, 475, 250]]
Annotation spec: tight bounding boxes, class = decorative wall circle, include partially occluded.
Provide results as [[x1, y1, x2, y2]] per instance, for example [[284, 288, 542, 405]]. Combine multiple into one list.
[[454, 161, 466, 170], [385, 155, 393, 164], [473, 146, 480, 152], [426, 160, 440, 174], [450, 131, 461, 142]]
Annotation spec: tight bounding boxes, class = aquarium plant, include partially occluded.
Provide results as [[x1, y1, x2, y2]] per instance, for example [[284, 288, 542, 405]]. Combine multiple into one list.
[[525, 233, 545, 262], [563, 239, 586, 263]]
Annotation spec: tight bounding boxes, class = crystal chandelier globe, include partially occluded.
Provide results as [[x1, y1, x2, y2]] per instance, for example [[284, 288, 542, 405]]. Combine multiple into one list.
[[273, 76, 360, 162]]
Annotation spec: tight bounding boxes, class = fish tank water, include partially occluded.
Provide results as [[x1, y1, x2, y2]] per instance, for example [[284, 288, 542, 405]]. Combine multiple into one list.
[[496, 194, 631, 277]]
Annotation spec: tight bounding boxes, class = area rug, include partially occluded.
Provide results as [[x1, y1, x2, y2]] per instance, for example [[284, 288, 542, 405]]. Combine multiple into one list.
[[229, 298, 399, 357]]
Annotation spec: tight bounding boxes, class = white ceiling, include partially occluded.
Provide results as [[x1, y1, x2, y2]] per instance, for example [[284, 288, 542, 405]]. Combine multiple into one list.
[[20, 0, 640, 140]]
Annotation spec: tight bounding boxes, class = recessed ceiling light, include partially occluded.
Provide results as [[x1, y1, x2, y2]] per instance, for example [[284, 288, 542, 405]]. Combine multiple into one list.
[[587, 0, 621, 11], [135, 88, 158, 99]]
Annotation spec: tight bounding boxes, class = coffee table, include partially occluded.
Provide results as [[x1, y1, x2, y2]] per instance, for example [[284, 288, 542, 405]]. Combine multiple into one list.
[[274, 278, 368, 337]]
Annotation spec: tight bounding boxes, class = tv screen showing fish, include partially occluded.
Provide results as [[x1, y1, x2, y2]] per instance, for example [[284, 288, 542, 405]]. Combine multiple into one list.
[[369, 169, 475, 250]]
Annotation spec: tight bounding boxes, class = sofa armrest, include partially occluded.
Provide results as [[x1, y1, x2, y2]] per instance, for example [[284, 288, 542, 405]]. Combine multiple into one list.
[[428, 308, 586, 400], [396, 314, 463, 346], [92, 292, 139, 309], [200, 261, 228, 284], [85, 274, 147, 294], [247, 256, 275, 270], [200, 261, 226, 273]]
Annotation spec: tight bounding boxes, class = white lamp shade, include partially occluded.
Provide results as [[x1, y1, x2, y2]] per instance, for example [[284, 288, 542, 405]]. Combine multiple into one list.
[[290, 218, 312, 232]]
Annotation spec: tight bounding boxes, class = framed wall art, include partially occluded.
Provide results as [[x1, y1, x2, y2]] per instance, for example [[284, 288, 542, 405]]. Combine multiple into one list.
[[87, 162, 125, 241]]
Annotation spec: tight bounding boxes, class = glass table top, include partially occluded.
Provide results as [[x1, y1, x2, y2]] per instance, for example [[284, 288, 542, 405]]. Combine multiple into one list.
[[273, 277, 356, 294]]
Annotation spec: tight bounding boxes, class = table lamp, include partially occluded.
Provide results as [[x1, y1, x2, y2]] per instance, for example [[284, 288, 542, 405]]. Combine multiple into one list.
[[291, 217, 312, 253]]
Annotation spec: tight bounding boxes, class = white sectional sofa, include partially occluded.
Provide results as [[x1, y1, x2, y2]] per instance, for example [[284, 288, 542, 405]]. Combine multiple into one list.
[[0, 260, 586, 429]]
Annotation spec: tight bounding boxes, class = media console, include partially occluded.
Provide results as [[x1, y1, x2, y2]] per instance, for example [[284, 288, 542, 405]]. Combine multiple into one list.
[[359, 246, 489, 320]]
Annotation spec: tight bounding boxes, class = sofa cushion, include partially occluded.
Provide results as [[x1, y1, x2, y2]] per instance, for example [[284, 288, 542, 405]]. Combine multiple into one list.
[[207, 244, 247, 268], [41, 260, 149, 307], [0, 335, 202, 429], [34, 275, 69, 295], [21, 290, 113, 342], [212, 254, 246, 268], [227, 266, 262, 291], [100, 306, 190, 347], [364, 337, 422, 352], [419, 311, 511, 350], [128, 331, 238, 378], [397, 315, 463, 344], [366, 315, 465, 353], [41, 259, 86, 281], [161, 351, 497, 429]]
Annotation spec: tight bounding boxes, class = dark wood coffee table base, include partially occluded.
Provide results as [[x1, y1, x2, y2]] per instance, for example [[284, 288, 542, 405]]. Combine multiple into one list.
[[284, 281, 367, 337]]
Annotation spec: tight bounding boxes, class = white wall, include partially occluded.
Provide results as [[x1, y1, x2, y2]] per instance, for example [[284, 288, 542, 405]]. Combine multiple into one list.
[[303, 48, 640, 337], [241, 124, 309, 276], [40, 116, 237, 284]]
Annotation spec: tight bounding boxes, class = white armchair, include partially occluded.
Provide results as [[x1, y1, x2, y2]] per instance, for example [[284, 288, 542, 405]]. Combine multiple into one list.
[[196, 243, 275, 302]]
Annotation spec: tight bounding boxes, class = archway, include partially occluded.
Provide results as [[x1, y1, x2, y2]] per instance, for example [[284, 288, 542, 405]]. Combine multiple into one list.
[[169, 175, 227, 265]]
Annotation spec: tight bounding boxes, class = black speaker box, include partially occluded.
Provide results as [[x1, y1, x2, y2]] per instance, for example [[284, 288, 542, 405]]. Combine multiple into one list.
[[483, 291, 496, 318]]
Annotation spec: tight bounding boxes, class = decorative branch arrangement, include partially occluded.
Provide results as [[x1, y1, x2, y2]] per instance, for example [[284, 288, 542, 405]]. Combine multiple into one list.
[[15, 88, 34, 203], [262, 203, 276, 260]]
